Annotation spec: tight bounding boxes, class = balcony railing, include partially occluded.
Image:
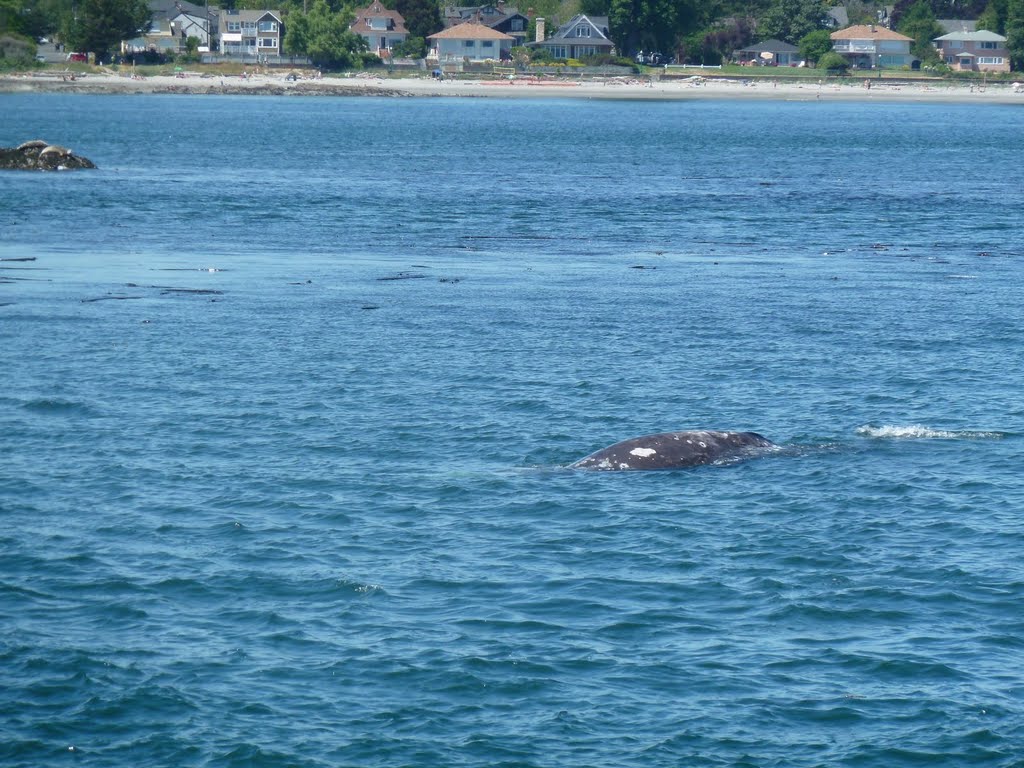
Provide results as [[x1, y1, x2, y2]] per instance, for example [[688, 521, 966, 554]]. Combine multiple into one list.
[[832, 42, 876, 53]]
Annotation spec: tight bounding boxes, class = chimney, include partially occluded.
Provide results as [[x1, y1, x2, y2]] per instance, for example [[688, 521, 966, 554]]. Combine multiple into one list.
[[535, 17, 545, 42]]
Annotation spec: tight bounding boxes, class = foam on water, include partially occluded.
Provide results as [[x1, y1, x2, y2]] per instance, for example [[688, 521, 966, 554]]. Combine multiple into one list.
[[856, 424, 1007, 440]]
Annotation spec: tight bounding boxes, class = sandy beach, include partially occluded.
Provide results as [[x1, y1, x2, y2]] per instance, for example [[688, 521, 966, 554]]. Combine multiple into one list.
[[2, 68, 1023, 103]]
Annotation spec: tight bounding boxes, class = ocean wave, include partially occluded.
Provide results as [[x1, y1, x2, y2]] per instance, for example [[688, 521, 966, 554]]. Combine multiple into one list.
[[856, 425, 1006, 440]]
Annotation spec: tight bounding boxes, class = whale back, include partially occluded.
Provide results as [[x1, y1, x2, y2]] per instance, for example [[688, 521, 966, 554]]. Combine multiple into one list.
[[570, 430, 775, 471]]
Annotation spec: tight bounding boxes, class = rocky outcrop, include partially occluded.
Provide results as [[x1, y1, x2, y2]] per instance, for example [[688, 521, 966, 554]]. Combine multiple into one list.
[[0, 140, 96, 171]]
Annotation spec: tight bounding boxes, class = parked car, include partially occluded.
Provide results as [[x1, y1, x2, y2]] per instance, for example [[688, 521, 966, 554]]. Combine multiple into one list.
[[67, 52, 87, 62]]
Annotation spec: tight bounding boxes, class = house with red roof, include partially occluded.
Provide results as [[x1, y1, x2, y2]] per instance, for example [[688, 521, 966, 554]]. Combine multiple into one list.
[[427, 21, 514, 63], [830, 24, 914, 69], [350, 1, 408, 57]]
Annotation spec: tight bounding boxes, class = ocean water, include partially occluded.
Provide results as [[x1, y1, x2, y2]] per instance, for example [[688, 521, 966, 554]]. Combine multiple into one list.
[[2, 93, 1024, 767]]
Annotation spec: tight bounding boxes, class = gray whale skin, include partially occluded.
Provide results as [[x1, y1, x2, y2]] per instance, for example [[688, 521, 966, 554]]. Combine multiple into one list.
[[570, 430, 775, 471]]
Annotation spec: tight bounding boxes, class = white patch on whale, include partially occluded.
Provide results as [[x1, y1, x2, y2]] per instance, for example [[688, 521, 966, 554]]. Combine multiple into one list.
[[630, 447, 657, 457]]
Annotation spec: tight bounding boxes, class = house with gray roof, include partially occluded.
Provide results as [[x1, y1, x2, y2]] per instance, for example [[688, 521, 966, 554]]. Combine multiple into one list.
[[527, 14, 615, 60], [443, 3, 530, 48], [734, 39, 800, 66], [934, 29, 1010, 72], [219, 9, 283, 62], [937, 19, 977, 34], [123, 0, 219, 54]]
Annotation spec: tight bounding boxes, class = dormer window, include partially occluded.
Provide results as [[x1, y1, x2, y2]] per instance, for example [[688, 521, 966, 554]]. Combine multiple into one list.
[[576, 25, 591, 37]]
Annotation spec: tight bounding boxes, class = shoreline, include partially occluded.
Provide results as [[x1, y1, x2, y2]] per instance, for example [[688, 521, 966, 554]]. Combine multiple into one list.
[[2, 70, 1023, 103]]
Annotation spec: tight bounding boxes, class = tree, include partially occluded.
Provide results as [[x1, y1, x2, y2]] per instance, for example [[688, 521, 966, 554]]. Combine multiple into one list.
[[392, 0, 441, 42], [391, 34, 424, 57], [64, 0, 150, 63], [610, 0, 700, 55], [757, 0, 828, 44], [799, 28, 833, 66], [1007, 0, 1024, 68], [284, 0, 368, 69], [896, 0, 943, 63], [977, 0, 1007, 33]]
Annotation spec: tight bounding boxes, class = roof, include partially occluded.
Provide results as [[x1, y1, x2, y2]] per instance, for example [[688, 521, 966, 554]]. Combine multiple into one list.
[[444, 4, 526, 27], [938, 19, 976, 34], [221, 9, 282, 23], [934, 29, 1006, 42], [738, 39, 799, 53], [428, 21, 514, 39], [826, 6, 849, 27], [147, 0, 215, 19], [556, 14, 610, 39], [831, 25, 912, 41], [350, 1, 408, 35]]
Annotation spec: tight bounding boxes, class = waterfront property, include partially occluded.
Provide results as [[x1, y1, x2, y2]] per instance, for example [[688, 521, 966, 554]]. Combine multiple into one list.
[[123, 0, 218, 55], [442, 3, 530, 48], [219, 9, 283, 62], [933, 30, 1010, 73], [427, 21, 514, 63], [527, 14, 615, 60], [350, 1, 408, 57], [830, 24, 914, 69], [734, 39, 800, 66]]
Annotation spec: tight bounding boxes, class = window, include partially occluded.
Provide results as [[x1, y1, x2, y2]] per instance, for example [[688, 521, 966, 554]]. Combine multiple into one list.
[[949, 40, 962, 48], [482, 40, 493, 48], [465, 40, 475, 47], [551, 45, 566, 58], [980, 41, 998, 49], [227, 21, 241, 32], [258, 20, 277, 32], [576, 25, 591, 37], [242, 21, 257, 31], [259, 37, 277, 48], [510, 18, 523, 31], [978, 56, 1003, 64]]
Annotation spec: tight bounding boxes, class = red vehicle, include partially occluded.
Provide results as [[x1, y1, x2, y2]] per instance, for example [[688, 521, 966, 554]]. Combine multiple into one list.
[[67, 52, 88, 62]]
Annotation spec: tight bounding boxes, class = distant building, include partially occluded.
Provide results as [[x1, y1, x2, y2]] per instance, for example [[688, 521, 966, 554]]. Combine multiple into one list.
[[443, 3, 531, 48], [219, 9, 283, 62], [937, 19, 977, 34], [428, 21, 514, 62], [123, 0, 219, 54], [830, 24, 914, 68], [934, 29, 1010, 72], [526, 14, 615, 60], [734, 39, 800, 66], [350, 2, 408, 57], [825, 6, 849, 29]]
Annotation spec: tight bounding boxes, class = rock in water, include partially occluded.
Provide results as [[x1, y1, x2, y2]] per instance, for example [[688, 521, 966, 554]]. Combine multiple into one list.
[[0, 140, 96, 171]]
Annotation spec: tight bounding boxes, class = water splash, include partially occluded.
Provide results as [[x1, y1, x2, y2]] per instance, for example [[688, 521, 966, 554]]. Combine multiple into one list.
[[856, 425, 1005, 440]]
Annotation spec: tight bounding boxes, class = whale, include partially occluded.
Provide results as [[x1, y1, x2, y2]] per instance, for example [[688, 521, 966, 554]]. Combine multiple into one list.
[[570, 430, 776, 471]]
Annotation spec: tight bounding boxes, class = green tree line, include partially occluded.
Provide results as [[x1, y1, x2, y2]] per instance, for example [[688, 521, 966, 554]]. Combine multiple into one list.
[[3, 0, 1022, 70]]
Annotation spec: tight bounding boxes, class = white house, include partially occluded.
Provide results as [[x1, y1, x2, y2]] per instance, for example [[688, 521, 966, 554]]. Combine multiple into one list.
[[830, 24, 915, 68], [350, 1, 408, 56], [427, 21, 514, 62]]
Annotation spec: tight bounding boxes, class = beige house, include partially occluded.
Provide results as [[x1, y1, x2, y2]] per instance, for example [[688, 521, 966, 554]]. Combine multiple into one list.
[[830, 24, 914, 68], [219, 10, 283, 61], [350, 2, 408, 57], [933, 30, 1010, 72], [427, 21, 514, 62]]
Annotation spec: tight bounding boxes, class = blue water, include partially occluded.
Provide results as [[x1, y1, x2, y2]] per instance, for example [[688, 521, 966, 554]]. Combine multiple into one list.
[[2, 93, 1024, 767]]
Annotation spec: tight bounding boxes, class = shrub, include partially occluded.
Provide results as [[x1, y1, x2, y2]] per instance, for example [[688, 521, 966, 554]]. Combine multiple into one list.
[[0, 33, 36, 69], [817, 51, 849, 73]]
